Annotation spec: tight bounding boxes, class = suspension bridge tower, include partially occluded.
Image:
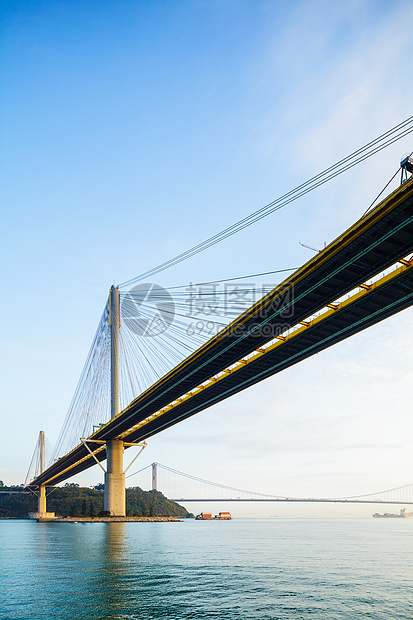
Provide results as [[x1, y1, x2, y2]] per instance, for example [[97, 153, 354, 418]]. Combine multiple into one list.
[[28, 431, 56, 520], [37, 431, 46, 514], [104, 285, 126, 516]]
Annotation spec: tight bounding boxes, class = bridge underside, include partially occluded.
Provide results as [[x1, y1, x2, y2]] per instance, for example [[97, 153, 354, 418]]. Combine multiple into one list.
[[30, 177, 413, 489]]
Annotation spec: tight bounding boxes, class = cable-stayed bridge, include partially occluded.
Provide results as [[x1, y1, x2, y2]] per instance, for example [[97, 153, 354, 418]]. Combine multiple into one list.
[[132, 463, 413, 506], [25, 131, 413, 517]]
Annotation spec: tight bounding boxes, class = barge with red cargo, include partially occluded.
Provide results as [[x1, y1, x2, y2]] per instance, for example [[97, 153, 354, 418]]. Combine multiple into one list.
[[195, 512, 232, 520]]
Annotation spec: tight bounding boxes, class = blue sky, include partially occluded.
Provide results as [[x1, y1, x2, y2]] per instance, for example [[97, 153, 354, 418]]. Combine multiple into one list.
[[1, 0, 413, 516]]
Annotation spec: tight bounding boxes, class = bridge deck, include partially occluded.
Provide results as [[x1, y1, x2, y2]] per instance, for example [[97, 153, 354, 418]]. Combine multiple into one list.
[[170, 498, 413, 504], [30, 176, 413, 488]]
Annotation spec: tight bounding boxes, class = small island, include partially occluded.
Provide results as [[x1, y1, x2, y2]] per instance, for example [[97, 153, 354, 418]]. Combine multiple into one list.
[[0, 481, 191, 521]]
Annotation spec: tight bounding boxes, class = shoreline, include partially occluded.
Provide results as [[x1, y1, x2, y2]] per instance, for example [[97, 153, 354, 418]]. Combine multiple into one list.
[[0, 516, 183, 522], [47, 516, 182, 523]]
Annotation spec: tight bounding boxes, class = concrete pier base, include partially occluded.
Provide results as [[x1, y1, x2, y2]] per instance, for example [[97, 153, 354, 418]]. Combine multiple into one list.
[[104, 439, 125, 516], [28, 512, 56, 521], [29, 485, 55, 520]]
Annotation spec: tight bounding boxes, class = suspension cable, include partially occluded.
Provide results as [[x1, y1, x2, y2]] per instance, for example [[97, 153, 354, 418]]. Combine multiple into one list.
[[119, 116, 413, 288]]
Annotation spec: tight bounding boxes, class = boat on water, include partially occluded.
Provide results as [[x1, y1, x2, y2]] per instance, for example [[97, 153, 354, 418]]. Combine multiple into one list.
[[372, 508, 409, 518], [195, 512, 232, 520]]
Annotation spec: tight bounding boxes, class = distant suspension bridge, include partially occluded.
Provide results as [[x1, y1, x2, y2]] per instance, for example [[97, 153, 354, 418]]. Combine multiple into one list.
[[129, 463, 413, 505]]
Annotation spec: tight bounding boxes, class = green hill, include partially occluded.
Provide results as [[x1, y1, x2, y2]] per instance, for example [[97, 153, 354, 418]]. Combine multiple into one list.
[[0, 484, 190, 518]]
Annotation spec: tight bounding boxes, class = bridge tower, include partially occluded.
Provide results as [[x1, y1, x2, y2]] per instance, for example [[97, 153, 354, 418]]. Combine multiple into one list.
[[104, 285, 126, 516], [152, 462, 158, 491], [28, 431, 55, 520], [38, 431, 46, 514]]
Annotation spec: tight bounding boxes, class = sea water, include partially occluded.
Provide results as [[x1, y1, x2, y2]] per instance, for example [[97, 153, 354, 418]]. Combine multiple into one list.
[[1, 518, 411, 619]]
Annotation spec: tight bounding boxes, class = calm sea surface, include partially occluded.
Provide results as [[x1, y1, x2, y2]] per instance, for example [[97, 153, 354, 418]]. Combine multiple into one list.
[[1, 518, 411, 619]]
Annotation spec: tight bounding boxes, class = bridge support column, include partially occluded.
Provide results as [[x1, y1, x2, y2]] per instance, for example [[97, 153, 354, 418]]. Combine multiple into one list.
[[104, 439, 125, 516], [29, 484, 55, 521], [28, 431, 56, 521], [104, 286, 126, 516], [38, 484, 47, 513], [38, 432, 46, 513]]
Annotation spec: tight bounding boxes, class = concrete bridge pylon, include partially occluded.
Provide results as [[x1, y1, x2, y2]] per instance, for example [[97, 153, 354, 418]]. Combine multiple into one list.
[[104, 286, 125, 516], [28, 431, 56, 520], [31, 286, 146, 520]]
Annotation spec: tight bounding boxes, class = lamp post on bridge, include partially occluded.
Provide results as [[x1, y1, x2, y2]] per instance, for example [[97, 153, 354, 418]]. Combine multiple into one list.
[[104, 285, 126, 516]]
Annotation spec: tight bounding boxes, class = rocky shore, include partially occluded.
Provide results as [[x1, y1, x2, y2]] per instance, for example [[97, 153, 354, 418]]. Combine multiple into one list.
[[48, 516, 182, 523]]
